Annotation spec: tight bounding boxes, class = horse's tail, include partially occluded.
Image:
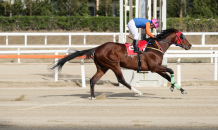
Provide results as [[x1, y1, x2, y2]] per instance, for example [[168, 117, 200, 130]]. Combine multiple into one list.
[[50, 48, 96, 71]]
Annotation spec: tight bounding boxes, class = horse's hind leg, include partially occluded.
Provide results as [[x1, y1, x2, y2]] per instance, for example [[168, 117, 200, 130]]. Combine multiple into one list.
[[90, 68, 108, 99]]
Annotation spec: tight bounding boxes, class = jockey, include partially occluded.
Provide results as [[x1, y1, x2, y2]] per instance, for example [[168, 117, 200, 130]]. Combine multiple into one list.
[[127, 18, 159, 53]]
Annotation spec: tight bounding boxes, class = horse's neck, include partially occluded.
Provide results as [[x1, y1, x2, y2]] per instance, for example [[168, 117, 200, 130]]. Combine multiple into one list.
[[159, 41, 171, 53]]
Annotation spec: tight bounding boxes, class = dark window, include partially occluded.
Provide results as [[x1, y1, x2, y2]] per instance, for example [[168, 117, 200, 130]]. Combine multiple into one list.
[[89, 7, 95, 16]]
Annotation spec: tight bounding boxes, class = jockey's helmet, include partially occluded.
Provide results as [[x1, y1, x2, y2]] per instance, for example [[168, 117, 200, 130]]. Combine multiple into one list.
[[151, 19, 159, 29]]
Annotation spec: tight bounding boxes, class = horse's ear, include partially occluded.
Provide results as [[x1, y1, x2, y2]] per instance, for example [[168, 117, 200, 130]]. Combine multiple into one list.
[[174, 29, 179, 33]]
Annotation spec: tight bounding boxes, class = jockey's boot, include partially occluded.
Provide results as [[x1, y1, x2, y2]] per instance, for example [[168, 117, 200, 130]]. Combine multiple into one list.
[[133, 40, 139, 53]]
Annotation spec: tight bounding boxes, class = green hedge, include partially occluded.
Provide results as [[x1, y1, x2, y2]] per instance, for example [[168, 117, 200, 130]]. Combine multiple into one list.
[[167, 18, 218, 32], [1, 16, 218, 32], [0, 16, 119, 32]]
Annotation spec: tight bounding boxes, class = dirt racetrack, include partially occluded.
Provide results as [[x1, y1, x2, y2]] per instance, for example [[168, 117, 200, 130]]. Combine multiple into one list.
[[0, 63, 218, 130]]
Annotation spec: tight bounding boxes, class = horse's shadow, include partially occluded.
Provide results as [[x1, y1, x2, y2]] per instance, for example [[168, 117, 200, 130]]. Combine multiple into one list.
[[39, 92, 182, 100]]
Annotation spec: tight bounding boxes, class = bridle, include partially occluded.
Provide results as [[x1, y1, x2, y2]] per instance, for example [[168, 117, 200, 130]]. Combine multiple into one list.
[[162, 30, 189, 49]]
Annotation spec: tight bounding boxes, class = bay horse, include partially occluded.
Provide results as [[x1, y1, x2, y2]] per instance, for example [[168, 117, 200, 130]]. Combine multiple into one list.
[[51, 28, 192, 99]]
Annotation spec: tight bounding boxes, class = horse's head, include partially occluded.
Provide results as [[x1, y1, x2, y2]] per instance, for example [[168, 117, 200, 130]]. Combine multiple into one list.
[[173, 29, 192, 50]]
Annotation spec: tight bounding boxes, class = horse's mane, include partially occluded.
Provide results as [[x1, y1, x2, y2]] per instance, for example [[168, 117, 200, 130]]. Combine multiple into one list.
[[146, 28, 176, 42]]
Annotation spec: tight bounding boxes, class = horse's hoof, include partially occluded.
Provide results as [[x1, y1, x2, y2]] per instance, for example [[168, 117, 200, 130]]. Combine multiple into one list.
[[90, 97, 96, 100], [170, 87, 174, 92], [181, 91, 187, 94], [137, 92, 143, 96]]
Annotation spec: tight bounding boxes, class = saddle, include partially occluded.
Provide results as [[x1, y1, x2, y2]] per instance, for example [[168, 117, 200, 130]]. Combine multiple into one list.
[[125, 38, 164, 72], [124, 40, 150, 72]]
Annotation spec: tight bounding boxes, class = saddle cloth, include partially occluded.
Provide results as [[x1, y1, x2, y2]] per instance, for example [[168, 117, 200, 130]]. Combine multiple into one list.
[[124, 40, 147, 55]]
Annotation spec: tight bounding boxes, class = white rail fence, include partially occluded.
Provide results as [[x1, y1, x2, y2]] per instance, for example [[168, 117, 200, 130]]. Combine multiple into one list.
[[1, 50, 218, 88], [1, 32, 218, 46], [1, 32, 218, 87], [0, 33, 119, 46]]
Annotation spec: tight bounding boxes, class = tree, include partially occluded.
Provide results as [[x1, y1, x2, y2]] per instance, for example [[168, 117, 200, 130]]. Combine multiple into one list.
[[33, 0, 53, 16], [167, 0, 180, 17], [179, 0, 183, 18], [78, 0, 90, 16], [59, 0, 79, 16], [191, 0, 214, 18], [0, 1, 4, 16], [24, 0, 44, 16], [97, 0, 113, 17], [205, 0, 218, 18], [0, 0, 23, 17]]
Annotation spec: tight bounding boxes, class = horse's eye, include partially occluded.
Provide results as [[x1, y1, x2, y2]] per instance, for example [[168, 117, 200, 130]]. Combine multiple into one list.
[[180, 34, 185, 40]]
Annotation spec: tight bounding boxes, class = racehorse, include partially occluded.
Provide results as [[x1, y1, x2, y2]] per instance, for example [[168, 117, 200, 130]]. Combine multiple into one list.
[[51, 28, 192, 99]]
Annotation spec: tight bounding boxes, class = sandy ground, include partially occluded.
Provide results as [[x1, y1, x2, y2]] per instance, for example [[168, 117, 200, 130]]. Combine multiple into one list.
[[0, 87, 218, 130], [0, 63, 218, 130]]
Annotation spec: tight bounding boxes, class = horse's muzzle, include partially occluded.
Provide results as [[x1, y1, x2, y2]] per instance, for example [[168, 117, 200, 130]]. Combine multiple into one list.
[[188, 45, 192, 50], [184, 44, 192, 50]]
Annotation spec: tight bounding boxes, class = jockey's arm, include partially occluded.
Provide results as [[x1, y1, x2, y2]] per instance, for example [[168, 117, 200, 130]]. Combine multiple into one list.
[[145, 22, 155, 38]]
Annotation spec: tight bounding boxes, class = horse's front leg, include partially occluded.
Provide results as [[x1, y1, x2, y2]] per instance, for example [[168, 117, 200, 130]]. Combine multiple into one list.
[[153, 66, 187, 94]]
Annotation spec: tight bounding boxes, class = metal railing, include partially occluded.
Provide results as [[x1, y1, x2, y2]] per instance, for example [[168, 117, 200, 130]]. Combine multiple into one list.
[[1, 50, 218, 88], [0, 33, 119, 46], [1, 32, 218, 87]]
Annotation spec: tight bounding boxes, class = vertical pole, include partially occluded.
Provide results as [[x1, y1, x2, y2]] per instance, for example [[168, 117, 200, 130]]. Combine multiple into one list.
[[135, 0, 139, 18], [18, 48, 20, 63], [162, 0, 167, 30], [159, 0, 162, 32], [45, 35, 47, 45], [211, 47, 213, 63], [119, 0, 124, 43], [25, 35, 27, 46], [124, 0, 127, 42], [129, 0, 133, 21], [113, 34, 116, 42], [6, 35, 8, 45], [177, 58, 181, 86], [69, 34, 71, 46], [96, 0, 99, 16], [55, 52, 58, 82], [84, 35, 86, 45], [153, 0, 157, 35], [147, 0, 151, 20], [81, 59, 86, 88], [66, 48, 69, 63], [140, 0, 146, 40], [215, 52, 217, 81], [202, 33, 205, 45]]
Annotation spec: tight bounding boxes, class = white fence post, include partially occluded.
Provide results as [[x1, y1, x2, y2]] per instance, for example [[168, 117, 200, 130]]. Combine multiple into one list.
[[6, 35, 8, 45], [25, 35, 27, 46], [202, 33, 205, 45], [215, 52, 217, 81], [55, 52, 58, 82], [84, 35, 86, 44], [45, 36, 47, 45], [18, 48, 20, 63], [113, 34, 116, 42], [177, 58, 181, 86], [81, 59, 86, 88], [69, 34, 71, 46], [211, 47, 213, 63]]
